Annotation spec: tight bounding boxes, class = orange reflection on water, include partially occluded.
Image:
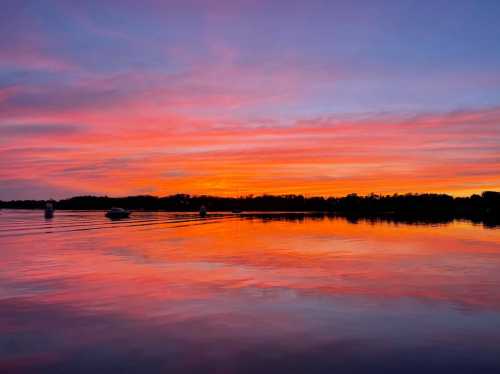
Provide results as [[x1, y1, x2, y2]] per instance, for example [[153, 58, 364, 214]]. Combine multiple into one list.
[[2, 213, 500, 313], [1, 212, 500, 373]]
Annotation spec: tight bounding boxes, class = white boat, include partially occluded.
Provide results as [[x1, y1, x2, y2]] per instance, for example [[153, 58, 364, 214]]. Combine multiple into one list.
[[105, 207, 131, 219]]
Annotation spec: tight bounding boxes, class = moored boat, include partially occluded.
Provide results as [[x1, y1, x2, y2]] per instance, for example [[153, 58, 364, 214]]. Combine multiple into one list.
[[199, 205, 207, 218], [44, 202, 54, 219], [105, 207, 131, 219]]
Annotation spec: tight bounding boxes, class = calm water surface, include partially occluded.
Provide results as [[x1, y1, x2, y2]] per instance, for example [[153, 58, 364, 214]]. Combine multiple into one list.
[[1, 210, 500, 373]]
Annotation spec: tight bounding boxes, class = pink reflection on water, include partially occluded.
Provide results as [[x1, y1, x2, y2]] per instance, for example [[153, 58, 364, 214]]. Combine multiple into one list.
[[1, 212, 500, 372]]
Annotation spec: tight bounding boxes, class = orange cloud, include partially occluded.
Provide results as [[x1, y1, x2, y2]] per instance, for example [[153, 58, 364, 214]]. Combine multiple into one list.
[[1, 105, 498, 198]]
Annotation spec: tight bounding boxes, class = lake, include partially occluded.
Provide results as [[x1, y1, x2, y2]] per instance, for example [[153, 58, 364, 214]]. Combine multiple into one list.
[[1, 210, 499, 373]]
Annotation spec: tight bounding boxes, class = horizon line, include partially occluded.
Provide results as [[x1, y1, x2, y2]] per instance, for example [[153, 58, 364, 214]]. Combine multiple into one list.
[[2, 190, 498, 202]]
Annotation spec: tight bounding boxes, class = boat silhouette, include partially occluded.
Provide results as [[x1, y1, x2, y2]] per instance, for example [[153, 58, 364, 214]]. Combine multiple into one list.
[[105, 207, 131, 219], [199, 205, 207, 217], [44, 201, 54, 219]]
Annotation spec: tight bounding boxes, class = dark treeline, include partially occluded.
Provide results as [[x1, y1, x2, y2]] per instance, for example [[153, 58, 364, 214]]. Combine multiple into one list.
[[1, 191, 498, 224]]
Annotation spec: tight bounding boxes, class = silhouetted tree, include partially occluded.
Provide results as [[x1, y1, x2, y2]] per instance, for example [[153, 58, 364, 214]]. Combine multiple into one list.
[[1, 191, 498, 226]]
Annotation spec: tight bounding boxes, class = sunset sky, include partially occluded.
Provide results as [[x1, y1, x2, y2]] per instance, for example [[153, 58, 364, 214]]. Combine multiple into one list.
[[1, 0, 499, 199]]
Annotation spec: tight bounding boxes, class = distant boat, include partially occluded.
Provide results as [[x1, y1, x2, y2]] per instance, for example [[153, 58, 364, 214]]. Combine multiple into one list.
[[231, 209, 242, 213], [105, 207, 131, 219], [44, 202, 54, 219], [199, 205, 207, 218]]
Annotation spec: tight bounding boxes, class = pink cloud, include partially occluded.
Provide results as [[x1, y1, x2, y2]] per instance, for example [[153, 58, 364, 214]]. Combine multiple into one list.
[[0, 104, 498, 198]]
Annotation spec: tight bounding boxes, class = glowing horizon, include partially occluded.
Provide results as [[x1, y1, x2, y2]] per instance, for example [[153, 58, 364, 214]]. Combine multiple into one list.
[[1, 0, 499, 199]]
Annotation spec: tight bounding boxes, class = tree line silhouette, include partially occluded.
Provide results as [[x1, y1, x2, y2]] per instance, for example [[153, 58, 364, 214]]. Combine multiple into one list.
[[1, 191, 498, 225]]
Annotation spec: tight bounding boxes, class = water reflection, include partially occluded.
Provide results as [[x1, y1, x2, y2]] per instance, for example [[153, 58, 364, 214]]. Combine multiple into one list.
[[1, 211, 500, 373], [240, 211, 499, 228]]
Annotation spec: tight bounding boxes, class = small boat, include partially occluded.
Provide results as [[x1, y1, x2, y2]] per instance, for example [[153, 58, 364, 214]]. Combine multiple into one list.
[[199, 205, 207, 218], [44, 202, 54, 219], [231, 209, 242, 213], [105, 207, 131, 219]]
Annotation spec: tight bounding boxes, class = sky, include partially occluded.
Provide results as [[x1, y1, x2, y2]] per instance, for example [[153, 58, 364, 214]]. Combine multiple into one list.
[[0, 0, 499, 199]]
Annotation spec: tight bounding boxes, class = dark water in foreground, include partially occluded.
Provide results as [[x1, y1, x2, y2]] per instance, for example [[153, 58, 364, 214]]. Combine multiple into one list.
[[1, 210, 499, 373]]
